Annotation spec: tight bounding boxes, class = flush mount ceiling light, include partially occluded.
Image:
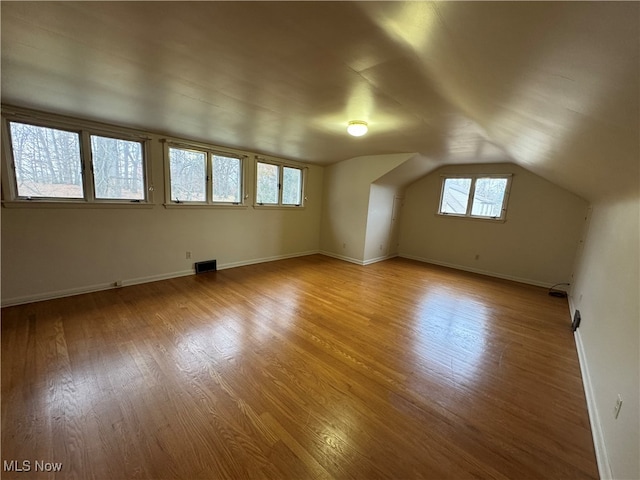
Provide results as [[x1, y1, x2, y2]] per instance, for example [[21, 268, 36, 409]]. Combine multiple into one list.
[[347, 120, 368, 137]]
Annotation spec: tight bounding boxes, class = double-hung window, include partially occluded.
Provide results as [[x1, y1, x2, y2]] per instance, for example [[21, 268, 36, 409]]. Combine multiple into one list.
[[166, 143, 244, 205], [255, 160, 304, 207], [3, 114, 150, 204], [438, 174, 511, 220]]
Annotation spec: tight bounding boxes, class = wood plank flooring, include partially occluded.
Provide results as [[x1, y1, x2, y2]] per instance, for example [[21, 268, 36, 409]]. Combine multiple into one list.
[[1, 255, 598, 479]]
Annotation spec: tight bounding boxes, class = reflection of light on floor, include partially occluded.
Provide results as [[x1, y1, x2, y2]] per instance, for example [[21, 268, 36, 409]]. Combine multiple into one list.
[[176, 284, 301, 367], [414, 287, 490, 385], [45, 346, 145, 421], [174, 316, 246, 370], [263, 284, 300, 328]]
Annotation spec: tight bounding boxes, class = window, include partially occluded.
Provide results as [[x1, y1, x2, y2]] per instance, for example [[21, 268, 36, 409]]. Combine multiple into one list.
[[169, 147, 206, 202], [440, 177, 471, 215], [166, 144, 244, 205], [4, 116, 149, 203], [282, 166, 302, 205], [438, 174, 511, 220], [91, 135, 145, 200], [212, 155, 242, 203], [9, 122, 84, 199], [256, 162, 279, 204], [255, 160, 304, 207]]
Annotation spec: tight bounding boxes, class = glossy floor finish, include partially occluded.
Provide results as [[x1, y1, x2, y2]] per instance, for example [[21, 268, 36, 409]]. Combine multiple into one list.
[[2, 255, 598, 479]]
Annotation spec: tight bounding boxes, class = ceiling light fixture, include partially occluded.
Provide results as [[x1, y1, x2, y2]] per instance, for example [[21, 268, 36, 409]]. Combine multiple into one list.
[[347, 120, 368, 137]]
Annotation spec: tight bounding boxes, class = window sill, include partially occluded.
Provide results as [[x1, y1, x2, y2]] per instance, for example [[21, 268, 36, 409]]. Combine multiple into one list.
[[253, 204, 305, 210], [163, 203, 248, 209], [436, 213, 506, 223], [2, 200, 154, 209]]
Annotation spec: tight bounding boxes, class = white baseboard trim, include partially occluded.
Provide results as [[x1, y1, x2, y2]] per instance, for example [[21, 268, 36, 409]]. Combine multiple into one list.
[[318, 251, 365, 266], [317, 251, 399, 266], [1, 251, 321, 307], [1, 270, 195, 308], [122, 270, 195, 287], [217, 250, 320, 270], [363, 253, 398, 266], [398, 253, 555, 288], [574, 328, 612, 480], [2, 281, 116, 308]]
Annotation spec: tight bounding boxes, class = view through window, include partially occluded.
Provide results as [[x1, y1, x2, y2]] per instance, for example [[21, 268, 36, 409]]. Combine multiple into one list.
[[439, 175, 510, 220]]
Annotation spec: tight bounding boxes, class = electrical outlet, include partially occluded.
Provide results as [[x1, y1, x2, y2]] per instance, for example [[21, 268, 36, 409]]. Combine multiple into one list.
[[614, 394, 623, 419], [186, 251, 192, 259]]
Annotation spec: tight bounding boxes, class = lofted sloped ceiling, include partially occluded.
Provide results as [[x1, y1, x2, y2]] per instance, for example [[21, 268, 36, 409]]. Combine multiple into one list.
[[1, 1, 638, 202]]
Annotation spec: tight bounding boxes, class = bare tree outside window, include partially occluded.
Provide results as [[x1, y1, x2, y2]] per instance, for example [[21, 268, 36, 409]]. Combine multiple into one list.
[[212, 155, 241, 203], [9, 122, 84, 198], [256, 162, 279, 204], [169, 147, 206, 202], [91, 135, 144, 200], [439, 175, 510, 220], [471, 178, 508, 217], [282, 167, 302, 205]]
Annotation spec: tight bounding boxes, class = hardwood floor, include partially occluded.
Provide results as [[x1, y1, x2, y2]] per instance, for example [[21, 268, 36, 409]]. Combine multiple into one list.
[[1, 255, 598, 479]]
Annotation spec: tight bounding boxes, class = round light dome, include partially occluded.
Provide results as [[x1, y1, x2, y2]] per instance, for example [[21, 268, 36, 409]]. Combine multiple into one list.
[[347, 120, 368, 137]]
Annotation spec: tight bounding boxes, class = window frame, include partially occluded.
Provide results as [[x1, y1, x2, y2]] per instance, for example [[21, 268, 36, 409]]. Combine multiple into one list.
[[163, 140, 247, 208], [437, 174, 512, 221], [89, 132, 148, 202], [254, 157, 306, 208], [1, 108, 152, 207]]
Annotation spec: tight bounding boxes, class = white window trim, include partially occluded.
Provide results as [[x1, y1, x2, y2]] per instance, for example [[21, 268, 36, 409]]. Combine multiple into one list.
[[1, 107, 153, 207], [437, 173, 512, 221], [253, 156, 306, 208], [162, 139, 247, 207]]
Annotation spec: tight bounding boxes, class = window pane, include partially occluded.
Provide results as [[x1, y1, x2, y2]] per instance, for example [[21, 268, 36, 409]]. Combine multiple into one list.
[[169, 147, 206, 202], [282, 166, 302, 205], [212, 155, 241, 203], [441, 178, 471, 214], [91, 135, 144, 200], [471, 177, 508, 217], [256, 162, 279, 204], [9, 122, 84, 198]]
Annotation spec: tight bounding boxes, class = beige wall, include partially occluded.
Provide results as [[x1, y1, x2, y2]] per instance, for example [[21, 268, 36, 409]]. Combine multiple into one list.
[[319, 153, 412, 263], [569, 194, 639, 480], [398, 163, 589, 286], [1, 135, 324, 306], [363, 183, 403, 263]]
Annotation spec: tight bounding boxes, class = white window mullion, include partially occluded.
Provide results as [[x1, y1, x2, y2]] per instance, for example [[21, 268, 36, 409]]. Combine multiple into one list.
[[278, 164, 283, 205], [466, 178, 477, 216], [206, 152, 213, 204], [81, 131, 95, 202], [1, 120, 19, 200]]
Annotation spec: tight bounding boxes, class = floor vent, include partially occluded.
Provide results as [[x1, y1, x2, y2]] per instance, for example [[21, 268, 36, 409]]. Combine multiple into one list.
[[195, 259, 217, 274]]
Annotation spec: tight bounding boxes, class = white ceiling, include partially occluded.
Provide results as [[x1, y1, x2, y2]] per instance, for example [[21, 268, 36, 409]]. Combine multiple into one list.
[[1, 1, 638, 201]]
